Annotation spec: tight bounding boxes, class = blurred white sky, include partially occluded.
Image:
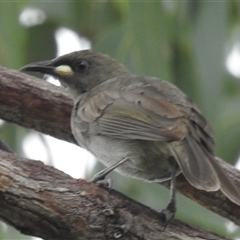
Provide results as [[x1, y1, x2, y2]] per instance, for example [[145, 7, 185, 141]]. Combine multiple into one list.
[[226, 43, 240, 78]]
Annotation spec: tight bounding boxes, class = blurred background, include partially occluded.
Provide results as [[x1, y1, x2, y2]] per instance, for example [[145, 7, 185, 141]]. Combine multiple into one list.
[[1, 1, 240, 239]]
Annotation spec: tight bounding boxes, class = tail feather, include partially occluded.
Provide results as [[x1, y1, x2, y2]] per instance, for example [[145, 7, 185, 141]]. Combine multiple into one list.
[[207, 156, 240, 206], [175, 135, 220, 191], [176, 135, 240, 205]]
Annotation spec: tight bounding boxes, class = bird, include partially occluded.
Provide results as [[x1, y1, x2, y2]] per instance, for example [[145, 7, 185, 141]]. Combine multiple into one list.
[[20, 50, 240, 222]]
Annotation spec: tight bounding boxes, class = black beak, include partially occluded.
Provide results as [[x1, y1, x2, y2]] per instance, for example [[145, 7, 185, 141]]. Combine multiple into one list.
[[19, 60, 54, 75]]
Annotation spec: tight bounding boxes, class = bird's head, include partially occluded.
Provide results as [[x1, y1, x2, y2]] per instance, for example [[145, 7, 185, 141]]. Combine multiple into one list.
[[20, 50, 130, 100]]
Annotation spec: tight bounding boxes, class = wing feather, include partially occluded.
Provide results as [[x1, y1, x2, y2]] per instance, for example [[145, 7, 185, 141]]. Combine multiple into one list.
[[75, 85, 188, 141]]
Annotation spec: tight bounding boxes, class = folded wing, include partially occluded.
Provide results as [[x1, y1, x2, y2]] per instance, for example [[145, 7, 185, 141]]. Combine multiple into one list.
[[74, 78, 240, 205]]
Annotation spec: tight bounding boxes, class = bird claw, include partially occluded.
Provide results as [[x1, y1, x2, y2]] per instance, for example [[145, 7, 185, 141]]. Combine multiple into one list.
[[91, 177, 112, 188], [158, 207, 175, 224], [158, 200, 176, 231]]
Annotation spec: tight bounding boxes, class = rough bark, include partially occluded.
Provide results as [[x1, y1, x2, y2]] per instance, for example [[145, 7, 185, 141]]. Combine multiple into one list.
[[0, 65, 239, 239], [0, 66, 75, 144], [0, 150, 230, 240]]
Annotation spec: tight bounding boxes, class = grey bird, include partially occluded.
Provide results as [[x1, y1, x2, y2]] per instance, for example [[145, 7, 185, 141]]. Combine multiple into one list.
[[20, 50, 240, 222]]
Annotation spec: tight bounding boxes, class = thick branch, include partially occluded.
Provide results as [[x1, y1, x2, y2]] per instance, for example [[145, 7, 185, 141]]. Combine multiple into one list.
[[0, 66, 75, 144], [0, 150, 230, 240], [0, 66, 240, 234]]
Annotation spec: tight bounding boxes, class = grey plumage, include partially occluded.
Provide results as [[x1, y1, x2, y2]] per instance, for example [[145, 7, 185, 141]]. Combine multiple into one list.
[[20, 50, 240, 221]]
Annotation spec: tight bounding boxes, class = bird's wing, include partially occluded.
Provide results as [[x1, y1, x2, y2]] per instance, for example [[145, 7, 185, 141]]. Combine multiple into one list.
[[73, 79, 222, 193], [73, 79, 240, 203], [74, 84, 189, 141]]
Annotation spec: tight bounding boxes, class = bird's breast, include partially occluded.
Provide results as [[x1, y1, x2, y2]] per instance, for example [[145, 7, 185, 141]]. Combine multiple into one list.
[[71, 119, 181, 182]]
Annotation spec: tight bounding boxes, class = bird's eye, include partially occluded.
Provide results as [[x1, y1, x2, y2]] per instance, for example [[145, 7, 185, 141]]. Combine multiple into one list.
[[76, 60, 89, 72]]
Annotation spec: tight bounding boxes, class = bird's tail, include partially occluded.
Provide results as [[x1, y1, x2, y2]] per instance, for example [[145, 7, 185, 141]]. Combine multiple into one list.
[[175, 135, 240, 205], [208, 155, 240, 206]]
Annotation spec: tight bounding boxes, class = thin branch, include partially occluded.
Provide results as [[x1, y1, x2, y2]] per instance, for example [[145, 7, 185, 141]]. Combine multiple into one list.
[[0, 138, 13, 153], [0, 150, 230, 240]]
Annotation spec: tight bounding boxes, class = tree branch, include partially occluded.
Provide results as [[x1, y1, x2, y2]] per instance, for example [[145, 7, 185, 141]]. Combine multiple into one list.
[[0, 150, 230, 240], [0, 66, 75, 144], [0, 66, 239, 238], [0, 138, 13, 153]]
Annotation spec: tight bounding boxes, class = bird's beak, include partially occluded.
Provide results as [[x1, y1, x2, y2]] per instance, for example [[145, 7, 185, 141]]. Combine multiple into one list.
[[20, 61, 74, 77], [19, 60, 55, 75]]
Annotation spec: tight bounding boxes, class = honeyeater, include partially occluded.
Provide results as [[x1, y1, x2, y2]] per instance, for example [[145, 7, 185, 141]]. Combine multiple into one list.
[[20, 50, 240, 222]]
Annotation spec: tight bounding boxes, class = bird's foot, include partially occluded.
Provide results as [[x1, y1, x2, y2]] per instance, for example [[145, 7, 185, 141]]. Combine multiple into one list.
[[158, 207, 175, 223], [90, 171, 112, 188], [158, 200, 176, 230], [92, 178, 112, 188]]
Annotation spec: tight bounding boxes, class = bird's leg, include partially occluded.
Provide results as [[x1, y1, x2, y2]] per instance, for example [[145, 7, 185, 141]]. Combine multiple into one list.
[[91, 157, 129, 186], [158, 167, 177, 224], [158, 144, 180, 223]]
